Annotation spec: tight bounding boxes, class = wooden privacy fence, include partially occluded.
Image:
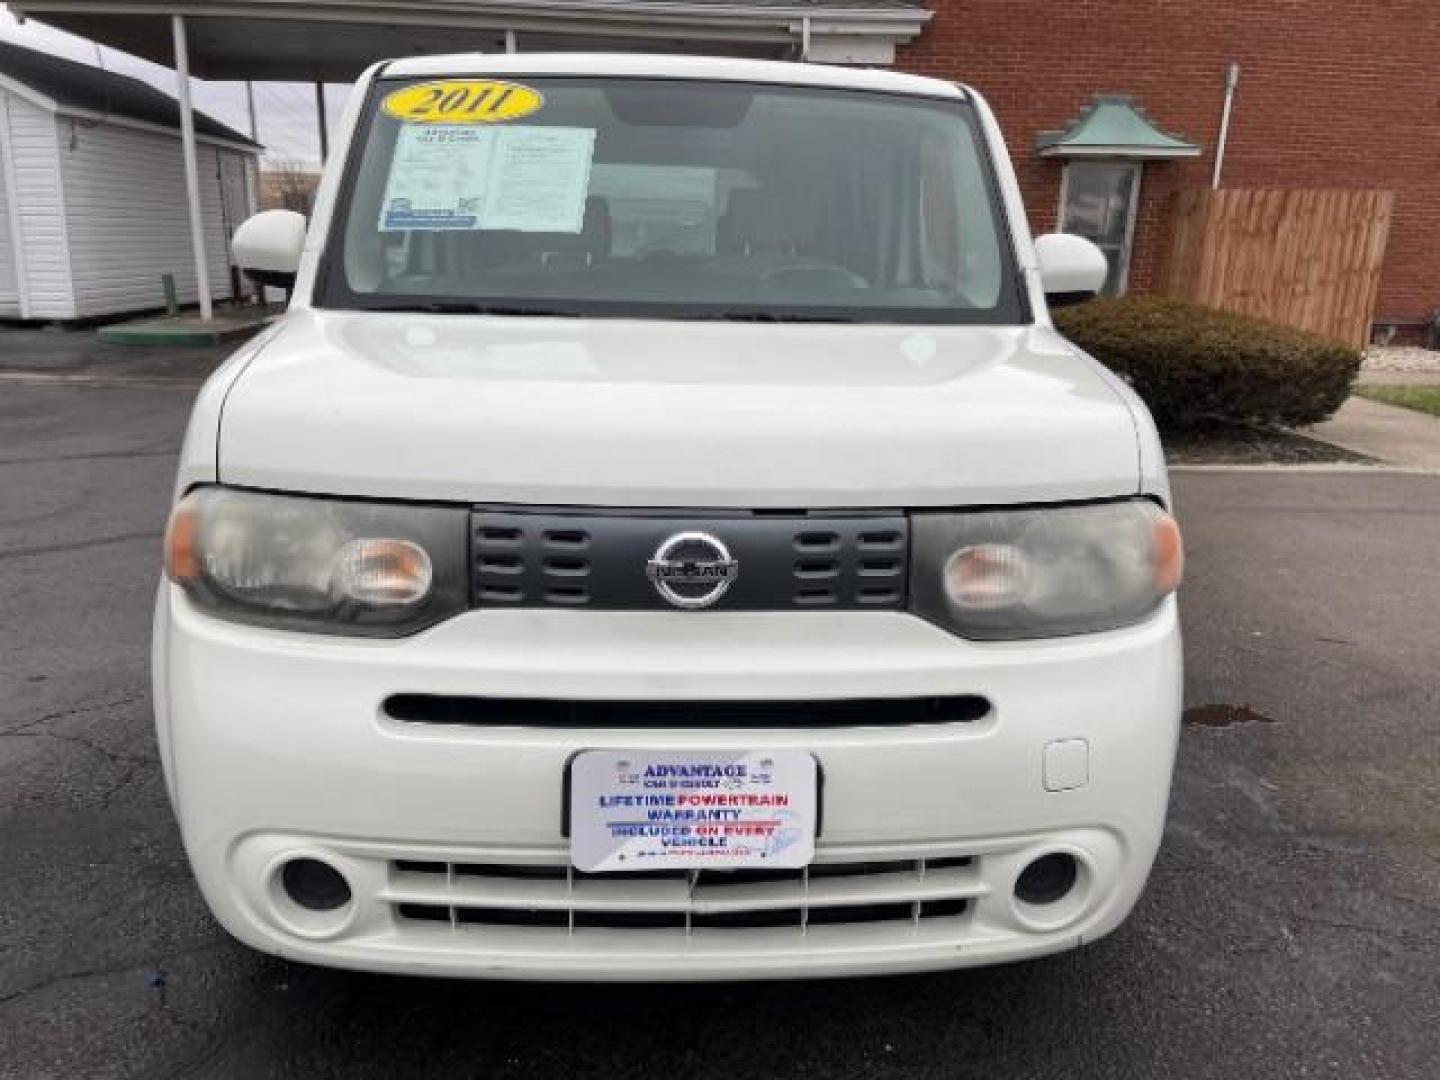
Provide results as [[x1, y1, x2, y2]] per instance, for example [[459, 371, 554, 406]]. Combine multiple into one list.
[[1164, 188, 1393, 349]]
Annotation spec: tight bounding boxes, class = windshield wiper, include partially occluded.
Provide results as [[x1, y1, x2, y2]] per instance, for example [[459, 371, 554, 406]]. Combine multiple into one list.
[[362, 301, 581, 317], [357, 302, 855, 322], [697, 311, 858, 324]]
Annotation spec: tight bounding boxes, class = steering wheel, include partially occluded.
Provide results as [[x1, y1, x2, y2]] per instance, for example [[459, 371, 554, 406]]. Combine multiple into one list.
[[759, 265, 868, 289]]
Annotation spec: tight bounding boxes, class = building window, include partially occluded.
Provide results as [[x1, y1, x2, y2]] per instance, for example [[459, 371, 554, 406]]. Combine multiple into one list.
[[1058, 162, 1141, 296]]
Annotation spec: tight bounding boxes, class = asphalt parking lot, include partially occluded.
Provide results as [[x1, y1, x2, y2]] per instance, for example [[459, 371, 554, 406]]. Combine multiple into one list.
[[2, 361, 1438, 1078]]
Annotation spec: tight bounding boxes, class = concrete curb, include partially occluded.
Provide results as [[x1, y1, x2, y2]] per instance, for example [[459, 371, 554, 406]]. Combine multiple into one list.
[[0, 372, 205, 389], [1170, 462, 1440, 476]]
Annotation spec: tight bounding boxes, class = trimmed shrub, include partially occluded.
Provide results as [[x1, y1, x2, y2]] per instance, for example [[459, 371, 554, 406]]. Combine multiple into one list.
[[1054, 296, 1361, 430]]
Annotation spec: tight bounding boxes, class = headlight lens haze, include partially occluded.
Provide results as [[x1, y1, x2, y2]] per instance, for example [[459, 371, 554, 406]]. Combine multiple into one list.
[[912, 499, 1181, 640], [164, 487, 468, 636]]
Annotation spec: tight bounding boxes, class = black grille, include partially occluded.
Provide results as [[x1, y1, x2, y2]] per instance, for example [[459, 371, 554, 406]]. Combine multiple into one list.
[[471, 509, 907, 611]]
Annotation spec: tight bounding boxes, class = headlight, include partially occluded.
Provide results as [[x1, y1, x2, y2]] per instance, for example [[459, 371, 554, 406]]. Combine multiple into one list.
[[164, 486, 469, 636], [910, 499, 1182, 640]]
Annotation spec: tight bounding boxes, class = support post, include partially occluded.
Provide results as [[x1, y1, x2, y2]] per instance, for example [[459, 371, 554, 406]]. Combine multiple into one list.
[[504, 29, 517, 53], [172, 15, 212, 321], [245, 80, 258, 141], [315, 82, 329, 162]]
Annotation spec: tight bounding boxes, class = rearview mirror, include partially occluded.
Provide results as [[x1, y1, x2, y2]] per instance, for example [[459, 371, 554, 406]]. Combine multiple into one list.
[[232, 209, 307, 291], [1035, 233, 1108, 307]]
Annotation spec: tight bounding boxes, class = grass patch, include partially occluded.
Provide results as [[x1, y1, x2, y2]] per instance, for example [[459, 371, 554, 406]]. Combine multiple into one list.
[[1356, 385, 1440, 418]]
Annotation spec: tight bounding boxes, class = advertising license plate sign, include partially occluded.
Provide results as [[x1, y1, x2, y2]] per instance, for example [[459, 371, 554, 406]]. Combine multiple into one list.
[[569, 749, 818, 872]]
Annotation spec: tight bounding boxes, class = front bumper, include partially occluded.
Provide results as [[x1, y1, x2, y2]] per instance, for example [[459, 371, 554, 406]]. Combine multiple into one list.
[[154, 589, 1182, 981]]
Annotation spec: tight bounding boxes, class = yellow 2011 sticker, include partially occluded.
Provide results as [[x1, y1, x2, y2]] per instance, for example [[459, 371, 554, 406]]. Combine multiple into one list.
[[382, 79, 543, 124]]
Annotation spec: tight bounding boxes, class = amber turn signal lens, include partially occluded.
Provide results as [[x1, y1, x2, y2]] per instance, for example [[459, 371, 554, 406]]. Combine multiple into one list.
[[1153, 513, 1184, 593], [163, 495, 201, 583], [333, 538, 434, 606], [943, 543, 1032, 610]]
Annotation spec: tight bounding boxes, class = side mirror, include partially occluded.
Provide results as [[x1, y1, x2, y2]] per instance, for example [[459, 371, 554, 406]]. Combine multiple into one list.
[[1035, 233, 1108, 307], [232, 209, 307, 291]]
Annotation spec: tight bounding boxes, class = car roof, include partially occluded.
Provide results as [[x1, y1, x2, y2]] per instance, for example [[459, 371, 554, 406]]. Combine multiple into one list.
[[380, 53, 964, 100]]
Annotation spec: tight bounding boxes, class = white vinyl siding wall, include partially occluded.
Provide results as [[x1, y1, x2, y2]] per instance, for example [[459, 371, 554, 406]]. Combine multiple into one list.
[[2, 92, 72, 318], [58, 118, 244, 318], [0, 82, 258, 321]]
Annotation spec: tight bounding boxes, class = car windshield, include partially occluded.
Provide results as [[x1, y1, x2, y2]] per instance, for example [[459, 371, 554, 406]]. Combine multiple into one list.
[[321, 76, 1023, 324]]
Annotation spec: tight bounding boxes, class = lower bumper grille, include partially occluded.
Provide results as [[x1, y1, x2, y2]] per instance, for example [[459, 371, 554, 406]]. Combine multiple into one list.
[[388, 856, 979, 935]]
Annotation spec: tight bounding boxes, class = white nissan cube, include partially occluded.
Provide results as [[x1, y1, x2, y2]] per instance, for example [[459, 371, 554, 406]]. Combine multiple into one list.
[[154, 54, 1183, 981]]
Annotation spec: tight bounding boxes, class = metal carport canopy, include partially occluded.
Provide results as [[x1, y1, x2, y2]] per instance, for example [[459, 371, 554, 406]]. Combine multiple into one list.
[[7, 1, 932, 80]]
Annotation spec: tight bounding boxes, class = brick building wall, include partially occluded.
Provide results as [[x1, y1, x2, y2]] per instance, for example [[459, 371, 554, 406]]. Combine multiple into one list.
[[897, 0, 1440, 323]]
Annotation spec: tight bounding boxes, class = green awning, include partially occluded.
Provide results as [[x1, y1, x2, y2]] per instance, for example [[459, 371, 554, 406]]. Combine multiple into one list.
[[1035, 95, 1200, 159]]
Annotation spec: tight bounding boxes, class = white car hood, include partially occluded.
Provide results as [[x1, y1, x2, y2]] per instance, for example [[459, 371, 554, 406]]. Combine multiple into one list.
[[218, 310, 1141, 507]]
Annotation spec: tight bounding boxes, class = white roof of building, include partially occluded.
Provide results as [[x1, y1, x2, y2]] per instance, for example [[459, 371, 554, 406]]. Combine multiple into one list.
[[0, 38, 261, 152]]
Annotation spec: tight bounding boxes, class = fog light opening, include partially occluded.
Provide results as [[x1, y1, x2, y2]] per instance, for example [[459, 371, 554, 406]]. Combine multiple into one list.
[[280, 857, 352, 912], [1014, 852, 1078, 906]]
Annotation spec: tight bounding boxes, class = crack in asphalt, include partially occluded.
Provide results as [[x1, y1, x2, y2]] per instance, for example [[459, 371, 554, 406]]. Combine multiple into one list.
[[0, 530, 162, 561], [0, 940, 226, 1010], [0, 729, 156, 767], [1279, 910, 1440, 953], [97, 761, 150, 803], [0, 692, 145, 737]]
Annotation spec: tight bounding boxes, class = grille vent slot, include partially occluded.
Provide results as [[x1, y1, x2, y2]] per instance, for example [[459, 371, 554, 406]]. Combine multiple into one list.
[[474, 516, 593, 606], [789, 525, 904, 606]]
